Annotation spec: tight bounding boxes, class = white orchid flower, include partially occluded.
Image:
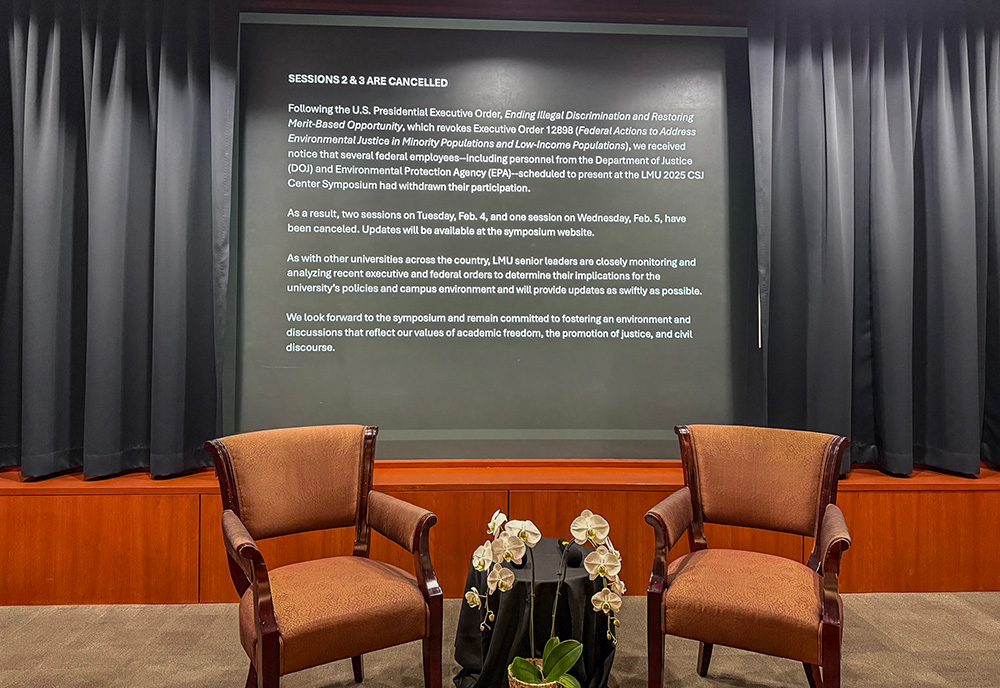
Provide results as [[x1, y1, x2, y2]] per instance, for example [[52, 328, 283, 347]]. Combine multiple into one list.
[[591, 587, 623, 615], [609, 576, 627, 596], [504, 519, 542, 547], [570, 509, 610, 545], [487, 509, 507, 536], [465, 587, 483, 609], [472, 540, 494, 571], [487, 563, 515, 593], [584, 545, 622, 580], [605, 536, 622, 563], [491, 533, 526, 565]]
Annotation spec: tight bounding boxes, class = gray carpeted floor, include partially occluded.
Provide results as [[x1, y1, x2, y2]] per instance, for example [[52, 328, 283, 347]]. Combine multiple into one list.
[[1, 594, 998, 687]]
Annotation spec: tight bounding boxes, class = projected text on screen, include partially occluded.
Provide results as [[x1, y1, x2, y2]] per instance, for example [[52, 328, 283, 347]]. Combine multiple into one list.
[[237, 18, 751, 459]]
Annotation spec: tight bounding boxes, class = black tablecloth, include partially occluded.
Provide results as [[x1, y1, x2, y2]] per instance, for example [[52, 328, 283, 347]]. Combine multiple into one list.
[[453, 538, 615, 688]]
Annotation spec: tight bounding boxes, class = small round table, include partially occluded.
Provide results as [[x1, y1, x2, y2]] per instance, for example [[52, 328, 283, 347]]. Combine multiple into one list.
[[453, 538, 616, 688]]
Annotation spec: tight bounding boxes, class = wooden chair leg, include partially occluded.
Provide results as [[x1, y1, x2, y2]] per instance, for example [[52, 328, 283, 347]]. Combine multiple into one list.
[[259, 664, 279, 688], [696, 642, 713, 677], [258, 628, 280, 688], [245, 663, 257, 688], [823, 646, 841, 688], [352, 655, 364, 683], [423, 594, 443, 688], [258, 649, 279, 688], [804, 663, 822, 688], [647, 632, 663, 688], [823, 620, 842, 688], [422, 634, 442, 688], [647, 587, 664, 688]]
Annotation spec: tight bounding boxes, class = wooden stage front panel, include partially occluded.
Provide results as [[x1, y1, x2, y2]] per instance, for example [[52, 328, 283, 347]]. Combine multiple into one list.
[[1, 461, 998, 604]]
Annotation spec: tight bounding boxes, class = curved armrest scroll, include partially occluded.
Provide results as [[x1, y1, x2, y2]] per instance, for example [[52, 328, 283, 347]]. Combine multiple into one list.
[[645, 487, 694, 553], [222, 509, 263, 582], [818, 504, 850, 629], [644, 488, 694, 595], [368, 491, 435, 553], [818, 503, 851, 576]]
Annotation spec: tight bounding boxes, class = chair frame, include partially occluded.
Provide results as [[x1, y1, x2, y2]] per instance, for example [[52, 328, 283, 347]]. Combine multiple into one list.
[[206, 427, 443, 688], [645, 425, 851, 688]]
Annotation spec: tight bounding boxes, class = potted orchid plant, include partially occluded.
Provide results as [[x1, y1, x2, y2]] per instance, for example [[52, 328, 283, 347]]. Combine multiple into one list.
[[464, 509, 625, 688]]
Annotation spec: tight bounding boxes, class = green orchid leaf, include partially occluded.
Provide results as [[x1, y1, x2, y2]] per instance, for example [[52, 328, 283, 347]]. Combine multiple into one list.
[[556, 674, 582, 688], [542, 636, 560, 662], [510, 657, 543, 683], [541, 639, 583, 680]]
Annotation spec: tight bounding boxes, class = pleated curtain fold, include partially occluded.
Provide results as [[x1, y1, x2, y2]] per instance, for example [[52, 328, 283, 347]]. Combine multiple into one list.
[[750, 0, 1000, 475], [0, 0, 236, 478]]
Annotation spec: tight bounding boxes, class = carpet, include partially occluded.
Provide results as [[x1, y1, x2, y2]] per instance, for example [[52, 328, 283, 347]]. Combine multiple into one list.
[[1, 593, 998, 687]]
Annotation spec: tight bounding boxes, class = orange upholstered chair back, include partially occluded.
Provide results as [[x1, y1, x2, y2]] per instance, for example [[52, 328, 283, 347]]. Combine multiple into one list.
[[677, 424, 844, 537], [208, 425, 375, 540]]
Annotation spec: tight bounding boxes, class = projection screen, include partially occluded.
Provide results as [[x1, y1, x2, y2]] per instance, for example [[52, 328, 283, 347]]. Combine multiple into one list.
[[234, 15, 758, 459]]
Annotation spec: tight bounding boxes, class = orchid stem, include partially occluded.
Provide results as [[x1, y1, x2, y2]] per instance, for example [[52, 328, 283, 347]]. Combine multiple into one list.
[[528, 547, 536, 658], [550, 542, 571, 640]]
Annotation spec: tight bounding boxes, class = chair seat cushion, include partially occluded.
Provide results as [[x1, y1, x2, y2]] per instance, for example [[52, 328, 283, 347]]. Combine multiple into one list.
[[239, 556, 428, 674], [663, 548, 823, 663]]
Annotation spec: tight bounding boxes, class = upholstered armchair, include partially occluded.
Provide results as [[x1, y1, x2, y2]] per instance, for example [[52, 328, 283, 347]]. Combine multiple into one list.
[[205, 425, 442, 688], [645, 425, 851, 688]]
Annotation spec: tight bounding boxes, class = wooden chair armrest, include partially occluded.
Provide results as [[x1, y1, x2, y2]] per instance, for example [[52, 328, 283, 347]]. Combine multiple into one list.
[[645, 487, 694, 553], [368, 491, 441, 603], [368, 491, 435, 553], [644, 488, 694, 595], [222, 510, 279, 668], [817, 503, 850, 629], [818, 503, 851, 575], [222, 509, 262, 583]]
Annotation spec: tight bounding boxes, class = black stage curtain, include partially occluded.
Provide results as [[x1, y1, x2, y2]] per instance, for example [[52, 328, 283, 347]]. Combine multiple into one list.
[[750, 0, 1000, 476], [0, 0, 237, 478]]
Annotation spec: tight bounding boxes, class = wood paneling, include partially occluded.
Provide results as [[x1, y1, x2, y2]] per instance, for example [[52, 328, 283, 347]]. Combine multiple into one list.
[[837, 490, 1000, 593], [200, 490, 507, 602], [4, 461, 996, 495], [4, 461, 1000, 603], [0, 494, 200, 604], [839, 465, 1000, 492], [199, 495, 233, 601], [373, 460, 685, 492]]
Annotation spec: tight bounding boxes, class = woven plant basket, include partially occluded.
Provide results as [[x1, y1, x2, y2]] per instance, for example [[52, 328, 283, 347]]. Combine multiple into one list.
[[508, 658, 561, 688]]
